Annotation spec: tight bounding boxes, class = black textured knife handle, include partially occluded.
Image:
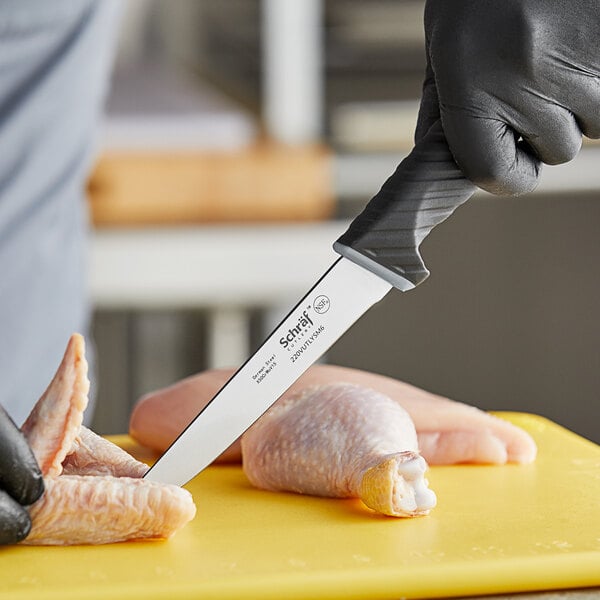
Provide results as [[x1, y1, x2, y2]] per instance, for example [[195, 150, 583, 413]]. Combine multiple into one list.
[[334, 120, 477, 291]]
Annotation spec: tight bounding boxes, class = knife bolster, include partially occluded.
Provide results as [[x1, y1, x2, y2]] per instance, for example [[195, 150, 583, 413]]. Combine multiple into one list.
[[333, 243, 416, 291]]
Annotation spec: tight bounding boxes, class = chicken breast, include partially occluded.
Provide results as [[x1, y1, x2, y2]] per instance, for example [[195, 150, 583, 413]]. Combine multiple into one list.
[[130, 364, 537, 465], [242, 383, 437, 517], [21, 333, 196, 545]]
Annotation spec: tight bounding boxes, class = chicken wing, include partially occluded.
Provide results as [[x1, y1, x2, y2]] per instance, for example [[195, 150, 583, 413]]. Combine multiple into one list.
[[21, 334, 195, 545]]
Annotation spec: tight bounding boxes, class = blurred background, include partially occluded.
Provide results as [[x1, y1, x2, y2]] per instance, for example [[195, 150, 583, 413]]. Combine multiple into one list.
[[88, 0, 599, 442]]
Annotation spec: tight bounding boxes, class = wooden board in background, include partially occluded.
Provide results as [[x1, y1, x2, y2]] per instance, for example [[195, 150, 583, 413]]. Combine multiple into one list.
[[88, 143, 334, 226]]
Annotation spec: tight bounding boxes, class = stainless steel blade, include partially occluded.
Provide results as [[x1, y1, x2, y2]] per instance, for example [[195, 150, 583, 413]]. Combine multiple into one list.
[[144, 257, 393, 486]]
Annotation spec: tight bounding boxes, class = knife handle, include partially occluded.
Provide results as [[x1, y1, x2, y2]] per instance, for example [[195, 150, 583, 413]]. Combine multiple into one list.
[[334, 120, 477, 291]]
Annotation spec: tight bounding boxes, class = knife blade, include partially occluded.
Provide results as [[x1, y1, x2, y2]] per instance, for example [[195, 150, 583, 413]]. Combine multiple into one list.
[[144, 120, 477, 486]]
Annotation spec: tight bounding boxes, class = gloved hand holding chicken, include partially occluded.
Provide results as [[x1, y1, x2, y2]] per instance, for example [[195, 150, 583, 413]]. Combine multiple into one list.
[[0, 405, 44, 544]]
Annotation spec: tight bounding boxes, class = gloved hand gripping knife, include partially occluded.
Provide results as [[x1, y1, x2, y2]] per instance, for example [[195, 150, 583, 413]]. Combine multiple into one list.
[[334, 121, 478, 291]]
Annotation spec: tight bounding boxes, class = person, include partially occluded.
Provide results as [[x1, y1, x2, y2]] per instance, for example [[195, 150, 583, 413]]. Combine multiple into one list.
[[0, 0, 120, 544], [1, 0, 598, 544]]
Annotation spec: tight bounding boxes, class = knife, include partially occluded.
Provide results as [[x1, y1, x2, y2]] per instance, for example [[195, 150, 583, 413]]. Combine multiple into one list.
[[144, 120, 477, 486]]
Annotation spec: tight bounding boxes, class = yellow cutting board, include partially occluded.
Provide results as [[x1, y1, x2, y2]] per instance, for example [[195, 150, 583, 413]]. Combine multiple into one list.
[[1, 413, 598, 600]]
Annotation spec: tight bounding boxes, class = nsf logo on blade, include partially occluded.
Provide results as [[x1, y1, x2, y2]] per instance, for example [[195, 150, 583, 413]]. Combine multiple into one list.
[[313, 295, 330, 314]]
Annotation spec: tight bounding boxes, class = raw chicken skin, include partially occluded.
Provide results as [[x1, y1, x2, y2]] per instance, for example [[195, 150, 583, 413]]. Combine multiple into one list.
[[21, 334, 196, 545], [130, 365, 537, 465], [242, 383, 436, 517], [21, 334, 89, 478], [24, 476, 195, 546], [62, 427, 148, 477]]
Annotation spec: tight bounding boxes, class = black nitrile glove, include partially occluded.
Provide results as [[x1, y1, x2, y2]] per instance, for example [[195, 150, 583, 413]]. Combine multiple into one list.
[[416, 0, 600, 195], [0, 405, 44, 544]]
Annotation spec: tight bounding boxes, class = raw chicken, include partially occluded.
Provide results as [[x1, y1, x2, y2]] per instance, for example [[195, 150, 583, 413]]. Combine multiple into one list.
[[61, 426, 148, 477], [129, 365, 537, 465], [21, 333, 196, 545], [25, 476, 195, 546], [21, 334, 89, 478], [242, 383, 437, 517]]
